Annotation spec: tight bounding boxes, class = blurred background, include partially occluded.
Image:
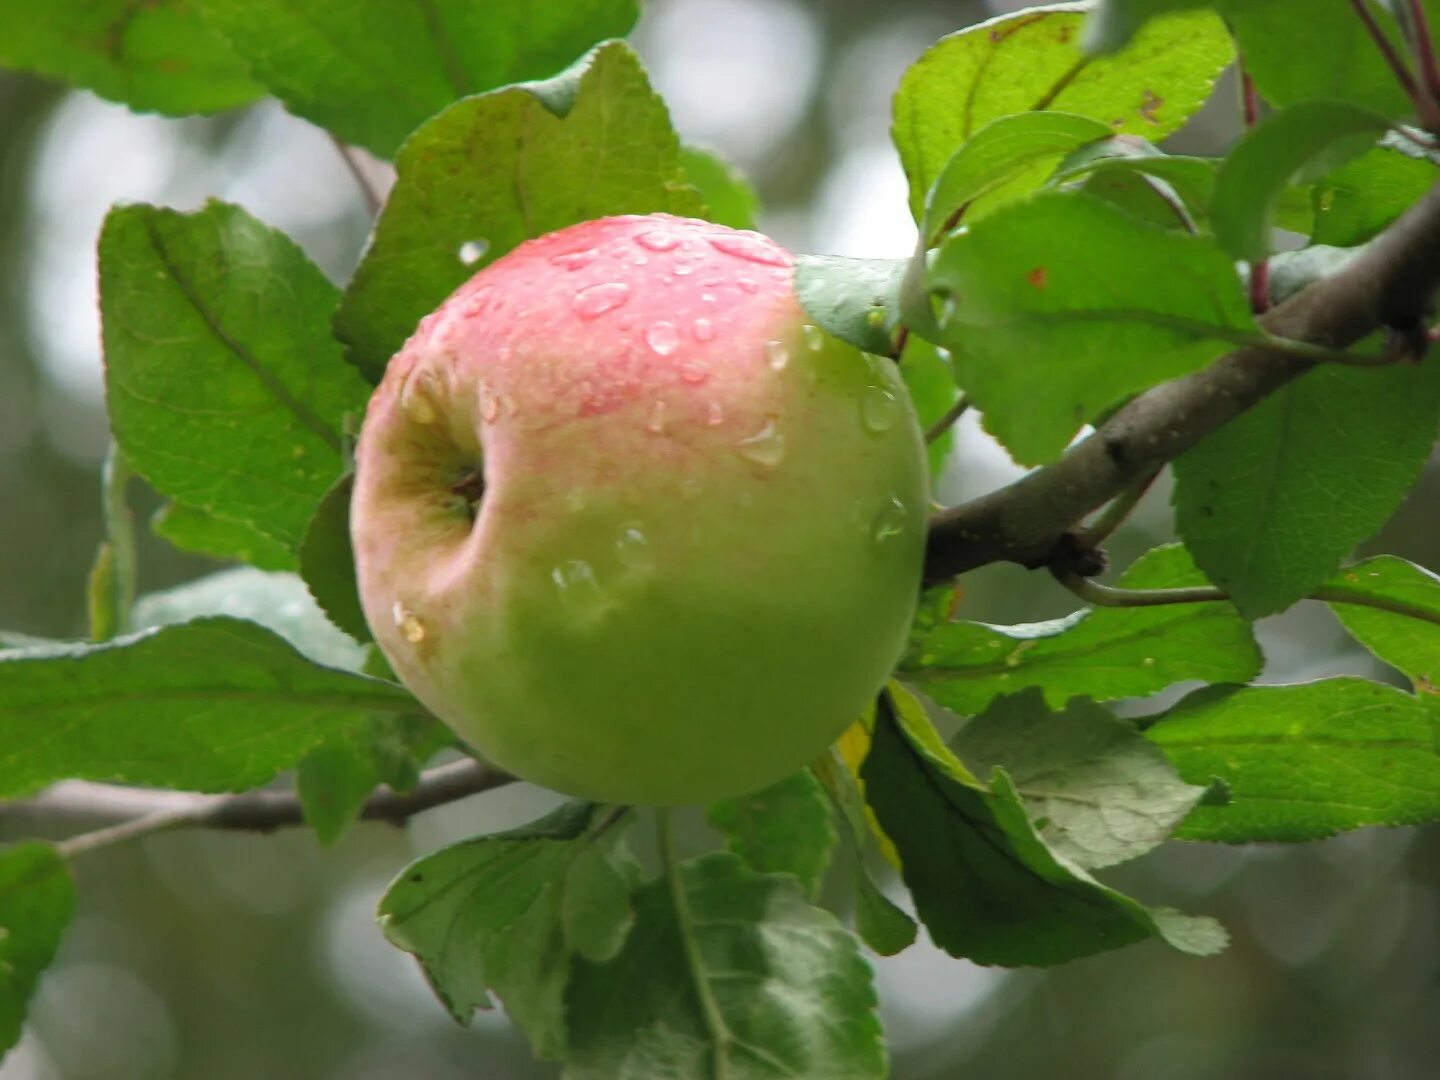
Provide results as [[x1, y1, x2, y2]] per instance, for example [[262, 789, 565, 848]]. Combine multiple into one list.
[[1, 0, 1438, 1077]]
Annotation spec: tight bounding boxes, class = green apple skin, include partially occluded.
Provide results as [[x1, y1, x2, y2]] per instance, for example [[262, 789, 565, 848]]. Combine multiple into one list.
[[351, 213, 928, 805]]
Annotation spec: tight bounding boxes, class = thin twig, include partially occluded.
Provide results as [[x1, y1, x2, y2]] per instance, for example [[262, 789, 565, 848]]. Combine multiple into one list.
[[1074, 468, 1161, 549], [1053, 571, 1440, 630], [1406, 0, 1440, 107], [329, 134, 385, 216], [12, 759, 515, 859], [1349, 0, 1440, 132], [925, 394, 971, 444]]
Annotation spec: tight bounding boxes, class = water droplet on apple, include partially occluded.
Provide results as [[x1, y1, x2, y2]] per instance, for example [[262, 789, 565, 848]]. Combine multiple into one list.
[[645, 322, 681, 356], [693, 317, 716, 343], [802, 324, 824, 351], [872, 497, 908, 545], [632, 253, 649, 266], [399, 366, 442, 425], [635, 229, 680, 252], [552, 248, 598, 271], [673, 263, 696, 277], [457, 239, 488, 265], [764, 340, 789, 372], [478, 383, 501, 422], [391, 601, 427, 643], [461, 286, 493, 317], [701, 292, 718, 304], [551, 559, 600, 607], [615, 525, 649, 568], [564, 491, 587, 513], [736, 419, 785, 468], [707, 401, 725, 426], [736, 277, 758, 294], [707, 232, 790, 267], [574, 282, 631, 319], [680, 362, 709, 385], [861, 386, 899, 434], [680, 477, 703, 499], [646, 401, 667, 434]]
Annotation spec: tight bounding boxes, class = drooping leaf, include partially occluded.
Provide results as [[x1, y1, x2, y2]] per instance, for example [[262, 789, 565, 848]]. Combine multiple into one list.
[[0, 617, 418, 798], [1322, 556, 1440, 692], [893, 5, 1232, 219], [296, 736, 382, 847], [1174, 358, 1440, 618], [707, 769, 837, 899], [1212, 101, 1392, 261], [1147, 678, 1440, 841], [0, 0, 262, 115], [928, 190, 1257, 464], [132, 566, 366, 672], [793, 257, 905, 356], [951, 689, 1206, 869], [150, 502, 296, 572], [904, 544, 1262, 714], [299, 474, 372, 643], [378, 804, 638, 1059], [195, 0, 640, 158], [333, 41, 705, 380], [101, 201, 371, 552], [0, 843, 74, 1056], [1312, 144, 1440, 247], [680, 145, 760, 231], [565, 853, 887, 1080], [863, 684, 1225, 965]]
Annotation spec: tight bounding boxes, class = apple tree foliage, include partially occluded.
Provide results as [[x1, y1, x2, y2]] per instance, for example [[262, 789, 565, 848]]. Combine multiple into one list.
[[3, 1, 1440, 1076]]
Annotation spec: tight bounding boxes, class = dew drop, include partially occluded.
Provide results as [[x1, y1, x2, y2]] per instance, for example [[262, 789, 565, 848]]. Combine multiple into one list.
[[707, 232, 790, 267], [872, 497, 909, 545], [391, 601, 427, 644], [680, 477, 703, 499], [736, 419, 785, 468], [615, 525, 649, 568], [645, 321, 681, 356], [861, 385, 900, 434], [574, 282, 631, 319], [701, 292, 718, 304], [646, 400, 668, 434], [564, 490, 587, 513], [478, 384, 500, 422], [552, 248, 598, 271], [693, 317, 716, 343], [461, 286, 493, 317], [457, 239, 488, 265], [764, 340, 789, 372], [632, 253, 649, 266], [399, 366, 442, 425], [680, 362, 709, 385], [736, 277, 759, 294], [551, 559, 600, 606], [635, 229, 680, 252], [707, 401, 725, 426], [802, 324, 824, 351], [673, 263, 696, 277]]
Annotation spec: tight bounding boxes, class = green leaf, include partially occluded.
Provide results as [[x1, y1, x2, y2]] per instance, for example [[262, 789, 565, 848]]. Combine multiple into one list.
[[1147, 679, 1440, 841], [810, 751, 917, 957], [951, 690, 1206, 869], [1322, 556, 1440, 692], [299, 474, 371, 644], [1054, 139, 1219, 223], [680, 145, 760, 231], [922, 111, 1113, 241], [194, 0, 639, 159], [101, 201, 371, 552], [864, 685, 1225, 965], [1225, 0, 1412, 116], [1174, 359, 1440, 618], [1313, 145, 1440, 248], [893, 6, 1232, 220], [1212, 101, 1392, 261], [707, 770, 837, 900], [296, 737, 380, 846], [793, 256, 904, 356], [899, 336, 960, 479], [904, 544, 1262, 713], [133, 566, 366, 672], [333, 41, 705, 381], [150, 502, 296, 572], [378, 804, 637, 1058], [929, 190, 1257, 464], [0, 617, 418, 798], [1084, 1, 1215, 54], [0, 0, 262, 115], [0, 844, 74, 1055], [565, 852, 887, 1080]]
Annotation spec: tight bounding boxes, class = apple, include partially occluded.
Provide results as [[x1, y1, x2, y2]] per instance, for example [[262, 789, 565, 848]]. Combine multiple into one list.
[[350, 213, 928, 805]]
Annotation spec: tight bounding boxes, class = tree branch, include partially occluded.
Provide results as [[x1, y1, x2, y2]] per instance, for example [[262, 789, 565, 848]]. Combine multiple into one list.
[[923, 182, 1440, 585], [4, 758, 515, 857]]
